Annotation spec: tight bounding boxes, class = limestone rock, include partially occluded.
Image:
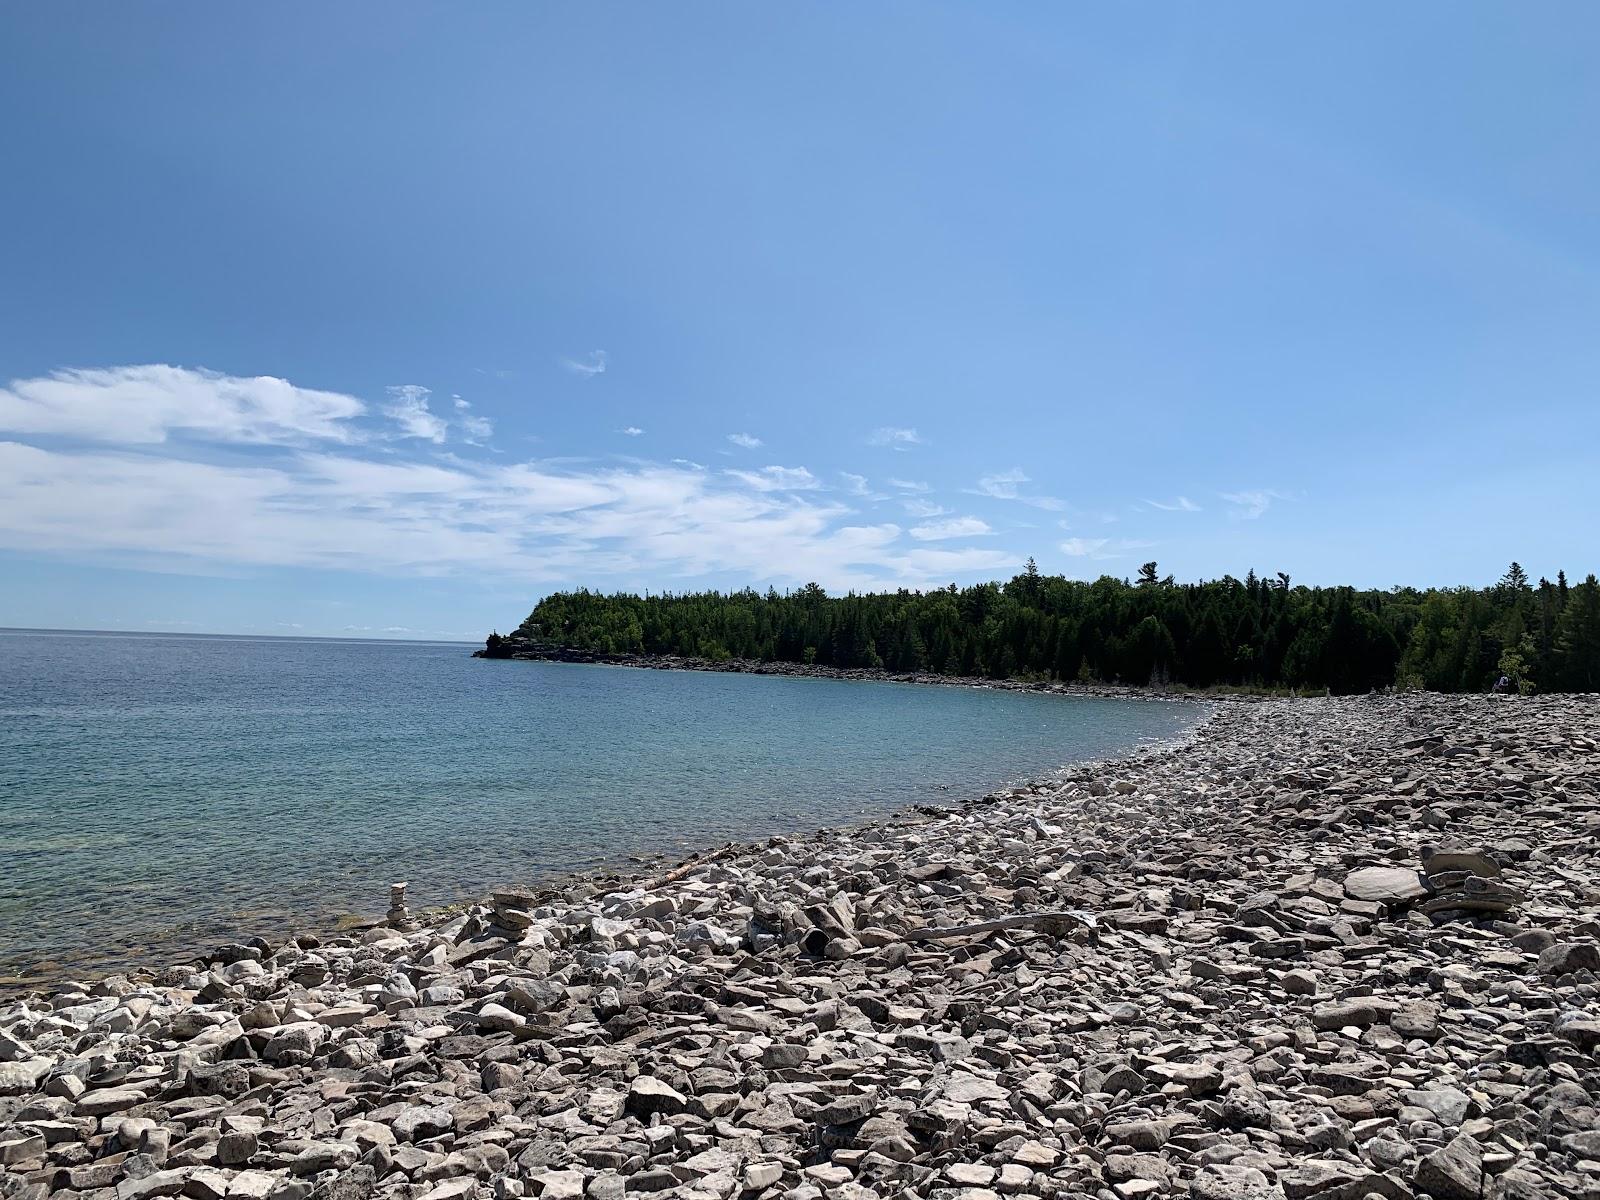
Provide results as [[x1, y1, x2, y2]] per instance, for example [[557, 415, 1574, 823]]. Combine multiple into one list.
[[1414, 1134, 1485, 1200], [1343, 866, 1429, 905], [1536, 940, 1599, 975]]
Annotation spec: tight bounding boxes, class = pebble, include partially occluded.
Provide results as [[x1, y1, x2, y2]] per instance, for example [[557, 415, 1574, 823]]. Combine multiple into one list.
[[2, 693, 1598, 1200]]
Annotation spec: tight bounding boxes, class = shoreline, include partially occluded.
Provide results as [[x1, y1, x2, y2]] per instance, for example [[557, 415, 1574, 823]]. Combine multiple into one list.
[[472, 643, 1248, 702], [0, 680, 1209, 997], [3, 694, 1597, 1200]]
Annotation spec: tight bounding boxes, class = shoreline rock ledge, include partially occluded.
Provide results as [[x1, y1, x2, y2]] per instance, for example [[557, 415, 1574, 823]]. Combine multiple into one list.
[[4, 693, 1599, 1200]]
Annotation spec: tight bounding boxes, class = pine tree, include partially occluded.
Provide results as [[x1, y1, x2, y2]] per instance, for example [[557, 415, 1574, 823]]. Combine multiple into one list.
[[1555, 575, 1600, 691], [504, 564, 1598, 695], [1499, 562, 1530, 591]]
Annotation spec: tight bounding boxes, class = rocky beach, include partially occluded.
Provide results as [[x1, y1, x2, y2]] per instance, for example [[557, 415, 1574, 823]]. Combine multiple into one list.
[[3, 692, 1598, 1200]]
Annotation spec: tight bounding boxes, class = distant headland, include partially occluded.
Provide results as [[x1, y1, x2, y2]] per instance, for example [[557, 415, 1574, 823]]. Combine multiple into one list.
[[477, 561, 1600, 695]]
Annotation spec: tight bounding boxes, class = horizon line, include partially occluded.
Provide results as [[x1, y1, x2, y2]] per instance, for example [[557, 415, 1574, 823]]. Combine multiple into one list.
[[0, 626, 480, 646]]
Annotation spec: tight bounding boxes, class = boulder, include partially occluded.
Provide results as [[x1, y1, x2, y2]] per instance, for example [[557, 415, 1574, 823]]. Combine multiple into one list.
[[1537, 941, 1599, 976], [1414, 1134, 1485, 1200]]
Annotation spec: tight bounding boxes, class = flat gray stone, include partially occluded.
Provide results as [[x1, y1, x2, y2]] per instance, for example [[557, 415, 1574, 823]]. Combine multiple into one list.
[[1191, 1163, 1285, 1200], [1343, 866, 1429, 904]]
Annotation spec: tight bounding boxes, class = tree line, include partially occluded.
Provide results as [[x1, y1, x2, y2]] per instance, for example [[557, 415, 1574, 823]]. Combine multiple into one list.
[[489, 561, 1600, 694]]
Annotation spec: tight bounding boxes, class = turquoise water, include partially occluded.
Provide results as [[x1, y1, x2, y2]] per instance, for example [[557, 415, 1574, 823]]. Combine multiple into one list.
[[0, 629, 1201, 983]]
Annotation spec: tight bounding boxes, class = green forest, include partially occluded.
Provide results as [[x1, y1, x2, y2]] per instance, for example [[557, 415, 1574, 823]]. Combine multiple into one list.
[[489, 562, 1600, 695]]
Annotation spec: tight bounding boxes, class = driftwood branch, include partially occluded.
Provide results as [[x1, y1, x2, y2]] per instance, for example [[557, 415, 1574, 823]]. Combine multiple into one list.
[[903, 909, 1098, 941], [644, 844, 740, 889]]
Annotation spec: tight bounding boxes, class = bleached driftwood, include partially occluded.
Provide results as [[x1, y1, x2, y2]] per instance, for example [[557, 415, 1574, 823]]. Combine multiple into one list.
[[644, 844, 739, 889]]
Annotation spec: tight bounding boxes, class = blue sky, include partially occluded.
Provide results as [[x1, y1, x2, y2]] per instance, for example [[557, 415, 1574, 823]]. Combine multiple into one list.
[[2, 4, 1597, 639]]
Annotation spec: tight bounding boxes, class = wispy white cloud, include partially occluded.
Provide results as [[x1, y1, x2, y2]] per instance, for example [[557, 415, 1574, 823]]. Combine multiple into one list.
[[1059, 536, 1156, 561], [887, 477, 931, 493], [1060, 537, 1111, 557], [382, 385, 449, 443], [909, 516, 992, 541], [671, 458, 706, 470], [897, 547, 1019, 580], [1220, 489, 1290, 519], [974, 468, 1028, 499], [1145, 495, 1201, 512], [461, 416, 493, 444], [0, 439, 1021, 592], [0, 365, 493, 449], [966, 473, 1030, 499], [388, 388, 493, 444], [903, 498, 950, 519], [839, 472, 887, 500], [726, 432, 763, 449], [0, 364, 366, 445], [970, 468, 1065, 511], [562, 350, 608, 377], [724, 465, 820, 492], [619, 426, 645, 437], [0, 363, 1040, 595], [869, 426, 923, 449], [449, 396, 493, 444]]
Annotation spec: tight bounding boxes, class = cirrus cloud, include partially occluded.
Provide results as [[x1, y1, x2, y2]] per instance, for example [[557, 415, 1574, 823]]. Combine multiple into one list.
[[909, 516, 992, 541], [1221, 488, 1290, 519], [887, 477, 930, 493], [1060, 536, 1157, 561], [0, 365, 1030, 595], [562, 350, 608, 377], [868, 426, 922, 449], [0, 440, 1022, 592], [723, 465, 821, 492], [1060, 536, 1111, 557], [971, 468, 1065, 511], [383, 385, 448, 443]]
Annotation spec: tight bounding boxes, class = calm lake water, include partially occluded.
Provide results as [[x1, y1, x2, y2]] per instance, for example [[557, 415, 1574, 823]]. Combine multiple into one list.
[[0, 629, 1202, 984]]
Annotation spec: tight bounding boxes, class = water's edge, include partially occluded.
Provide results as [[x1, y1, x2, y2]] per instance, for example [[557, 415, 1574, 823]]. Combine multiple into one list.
[[2, 666, 1214, 997], [398, 690, 1218, 939], [474, 643, 1211, 702]]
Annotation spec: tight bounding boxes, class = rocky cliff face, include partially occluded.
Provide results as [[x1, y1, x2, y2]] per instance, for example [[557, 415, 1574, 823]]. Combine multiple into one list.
[[2, 693, 1597, 1200]]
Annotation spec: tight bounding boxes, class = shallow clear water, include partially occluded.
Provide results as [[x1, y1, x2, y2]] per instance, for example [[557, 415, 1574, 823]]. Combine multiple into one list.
[[0, 629, 1201, 983]]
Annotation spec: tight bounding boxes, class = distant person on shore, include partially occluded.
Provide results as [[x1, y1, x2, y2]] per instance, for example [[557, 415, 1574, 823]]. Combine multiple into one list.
[[1493, 674, 1511, 694]]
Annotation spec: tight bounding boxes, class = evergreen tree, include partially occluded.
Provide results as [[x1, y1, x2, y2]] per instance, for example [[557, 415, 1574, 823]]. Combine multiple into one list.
[[499, 561, 1598, 695], [1555, 575, 1600, 691]]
